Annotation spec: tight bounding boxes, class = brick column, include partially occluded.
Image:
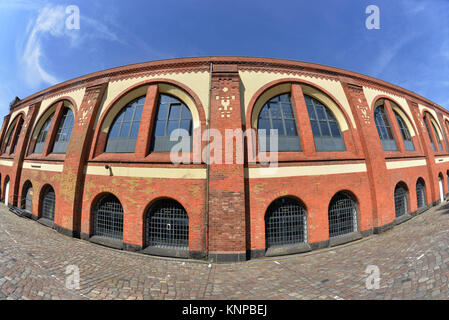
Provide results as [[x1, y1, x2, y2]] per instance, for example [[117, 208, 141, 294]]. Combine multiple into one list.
[[10, 103, 40, 206], [341, 81, 395, 232], [408, 100, 439, 204], [207, 64, 247, 262], [56, 81, 108, 237]]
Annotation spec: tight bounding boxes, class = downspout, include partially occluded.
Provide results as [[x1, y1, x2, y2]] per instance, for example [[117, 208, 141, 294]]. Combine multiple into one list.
[[205, 62, 212, 260]]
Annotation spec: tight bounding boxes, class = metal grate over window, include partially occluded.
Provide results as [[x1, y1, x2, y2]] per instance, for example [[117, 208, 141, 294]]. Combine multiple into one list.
[[41, 186, 55, 221], [374, 105, 397, 151], [93, 194, 123, 240], [393, 110, 415, 151], [151, 94, 193, 152], [52, 108, 74, 153], [394, 184, 408, 218], [22, 184, 33, 213], [146, 199, 189, 249], [305, 95, 345, 151], [328, 192, 357, 238], [105, 96, 144, 153], [265, 197, 307, 248], [34, 114, 54, 154], [257, 93, 301, 152], [416, 179, 426, 209]]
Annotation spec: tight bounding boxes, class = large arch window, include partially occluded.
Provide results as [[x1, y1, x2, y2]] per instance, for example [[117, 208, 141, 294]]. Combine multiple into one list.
[[105, 97, 144, 153], [257, 93, 301, 152], [431, 121, 443, 151], [145, 199, 189, 249], [52, 108, 74, 153], [416, 178, 426, 209], [393, 111, 415, 151], [305, 95, 345, 151], [265, 197, 307, 248], [93, 194, 123, 240], [328, 192, 358, 238], [3, 118, 17, 154], [374, 105, 397, 151], [394, 183, 408, 218], [10, 118, 23, 154], [424, 115, 436, 151], [33, 114, 54, 154], [41, 186, 55, 221], [151, 94, 193, 152]]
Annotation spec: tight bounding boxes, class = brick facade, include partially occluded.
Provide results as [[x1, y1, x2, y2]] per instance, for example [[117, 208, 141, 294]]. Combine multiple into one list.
[[1, 57, 449, 262]]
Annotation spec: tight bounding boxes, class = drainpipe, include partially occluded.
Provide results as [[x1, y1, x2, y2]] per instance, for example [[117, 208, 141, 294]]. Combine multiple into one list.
[[205, 62, 212, 260]]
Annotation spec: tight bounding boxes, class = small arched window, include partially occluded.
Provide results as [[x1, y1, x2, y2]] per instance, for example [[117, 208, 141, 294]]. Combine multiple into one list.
[[328, 192, 358, 238], [305, 95, 345, 151], [257, 93, 301, 152], [374, 105, 397, 151], [52, 108, 74, 153], [41, 186, 55, 221], [93, 194, 123, 240], [265, 197, 307, 248], [105, 97, 144, 153], [151, 94, 193, 152], [416, 178, 426, 209], [394, 183, 408, 218], [145, 199, 189, 249], [33, 114, 54, 154], [393, 111, 415, 151]]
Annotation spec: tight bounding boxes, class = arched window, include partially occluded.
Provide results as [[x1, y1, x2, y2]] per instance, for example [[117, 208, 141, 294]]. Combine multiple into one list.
[[10, 118, 23, 154], [394, 183, 408, 218], [374, 105, 397, 151], [265, 197, 307, 248], [145, 199, 189, 249], [416, 178, 426, 209], [257, 93, 301, 152], [393, 111, 415, 151], [328, 192, 358, 238], [151, 94, 193, 152], [22, 182, 33, 213], [52, 108, 74, 153], [105, 97, 144, 153], [93, 194, 123, 240], [33, 114, 54, 154], [41, 186, 55, 221], [305, 95, 345, 151], [431, 121, 443, 151], [424, 115, 436, 151]]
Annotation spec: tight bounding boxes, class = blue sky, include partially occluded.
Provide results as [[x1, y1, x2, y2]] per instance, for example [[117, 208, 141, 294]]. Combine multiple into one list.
[[0, 0, 448, 118]]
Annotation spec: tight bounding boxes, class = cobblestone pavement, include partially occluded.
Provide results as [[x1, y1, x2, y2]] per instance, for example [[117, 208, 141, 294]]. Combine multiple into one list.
[[1, 202, 449, 300]]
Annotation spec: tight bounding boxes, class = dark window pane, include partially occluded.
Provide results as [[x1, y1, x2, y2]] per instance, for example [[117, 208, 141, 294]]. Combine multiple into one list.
[[169, 104, 181, 119], [284, 120, 297, 136], [319, 121, 331, 136], [130, 122, 140, 138], [158, 104, 169, 119], [119, 122, 130, 137], [272, 119, 284, 135], [154, 120, 166, 136], [269, 103, 281, 118], [310, 120, 320, 136]]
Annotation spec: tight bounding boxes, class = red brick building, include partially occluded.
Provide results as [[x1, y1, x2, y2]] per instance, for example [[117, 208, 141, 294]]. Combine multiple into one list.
[[1, 57, 448, 262]]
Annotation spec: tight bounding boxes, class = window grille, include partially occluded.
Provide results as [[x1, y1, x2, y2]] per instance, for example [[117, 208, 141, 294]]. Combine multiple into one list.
[[393, 111, 415, 151], [93, 194, 123, 240], [146, 199, 189, 249], [34, 114, 54, 154], [265, 197, 307, 248], [151, 94, 193, 152], [305, 95, 345, 151], [416, 179, 426, 209], [41, 186, 55, 221], [105, 96, 144, 153], [328, 192, 357, 238], [394, 185, 408, 217], [374, 105, 397, 151], [257, 93, 301, 152], [52, 108, 74, 153]]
